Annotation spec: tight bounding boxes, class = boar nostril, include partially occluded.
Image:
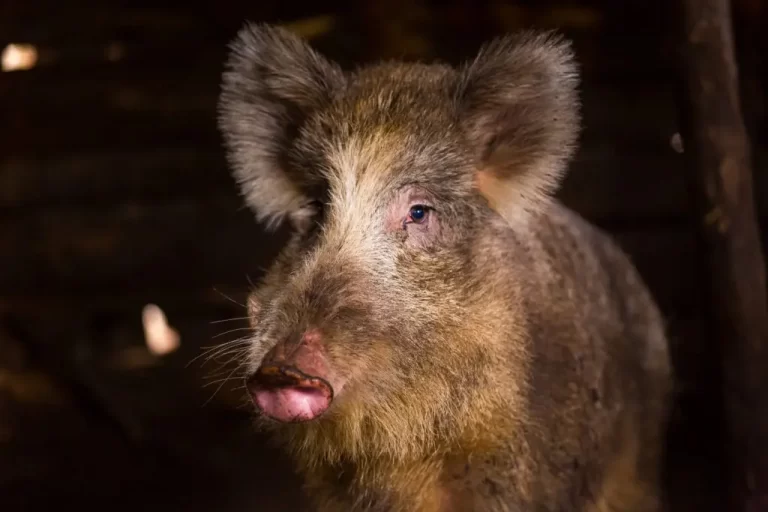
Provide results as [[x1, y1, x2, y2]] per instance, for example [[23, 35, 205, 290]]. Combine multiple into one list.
[[248, 365, 325, 389]]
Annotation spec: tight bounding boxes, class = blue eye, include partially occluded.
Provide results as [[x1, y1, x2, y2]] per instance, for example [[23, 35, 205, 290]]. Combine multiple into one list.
[[409, 205, 428, 223]]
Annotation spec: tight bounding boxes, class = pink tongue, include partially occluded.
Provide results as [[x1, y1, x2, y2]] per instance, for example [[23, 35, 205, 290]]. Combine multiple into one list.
[[254, 386, 331, 422]]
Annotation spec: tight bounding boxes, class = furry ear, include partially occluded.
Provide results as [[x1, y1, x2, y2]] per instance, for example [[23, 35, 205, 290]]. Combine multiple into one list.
[[455, 31, 581, 223], [217, 23, 346, 230]]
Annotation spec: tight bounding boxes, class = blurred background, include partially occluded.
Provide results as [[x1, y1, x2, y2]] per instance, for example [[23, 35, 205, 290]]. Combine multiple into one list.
[[1, 0, 766, 510]]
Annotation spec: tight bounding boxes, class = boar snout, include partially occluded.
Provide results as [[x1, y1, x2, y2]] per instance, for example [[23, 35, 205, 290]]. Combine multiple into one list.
[[245, 329, 337, 423]]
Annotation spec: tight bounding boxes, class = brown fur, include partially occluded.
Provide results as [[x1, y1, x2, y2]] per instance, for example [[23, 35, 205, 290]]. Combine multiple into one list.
[[217, 23, 673, 512]]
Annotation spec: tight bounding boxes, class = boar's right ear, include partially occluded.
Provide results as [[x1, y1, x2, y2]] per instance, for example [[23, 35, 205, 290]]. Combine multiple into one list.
[[454, 31, 581, 224], [217, 23, 346, 230]]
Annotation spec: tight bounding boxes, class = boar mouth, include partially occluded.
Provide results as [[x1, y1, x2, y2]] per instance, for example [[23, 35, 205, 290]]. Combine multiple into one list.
[[246, 365, 334, 423]]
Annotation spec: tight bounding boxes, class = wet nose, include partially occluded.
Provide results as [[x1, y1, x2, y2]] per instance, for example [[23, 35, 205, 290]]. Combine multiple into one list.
[[244, 328, 334, 422]]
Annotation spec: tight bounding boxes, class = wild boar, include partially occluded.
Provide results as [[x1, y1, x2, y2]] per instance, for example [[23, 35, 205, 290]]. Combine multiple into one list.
[[217, 22, 673, 512]]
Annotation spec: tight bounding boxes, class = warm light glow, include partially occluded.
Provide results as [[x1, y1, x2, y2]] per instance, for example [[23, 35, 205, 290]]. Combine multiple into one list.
[[142, 304, 180, 356], [282, 15, 335, 40], [105, 42, 124, 62], [670, 133, 684, 154], [1, 43, 38, 72]]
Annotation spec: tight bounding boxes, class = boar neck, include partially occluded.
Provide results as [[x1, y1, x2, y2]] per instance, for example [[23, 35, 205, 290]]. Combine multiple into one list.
[[299, 427, 535, 512]]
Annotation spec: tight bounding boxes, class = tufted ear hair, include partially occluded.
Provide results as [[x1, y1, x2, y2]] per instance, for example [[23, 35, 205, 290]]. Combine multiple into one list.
[[454, 31, 581, 224], [217, 22, 346, 230]]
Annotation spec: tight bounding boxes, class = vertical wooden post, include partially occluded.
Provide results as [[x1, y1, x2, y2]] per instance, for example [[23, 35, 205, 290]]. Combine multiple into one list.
[[677, 0, 768, 510]]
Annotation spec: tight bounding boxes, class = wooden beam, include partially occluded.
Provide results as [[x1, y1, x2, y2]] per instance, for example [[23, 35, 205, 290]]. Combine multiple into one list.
[[677, 0, 768, 509]]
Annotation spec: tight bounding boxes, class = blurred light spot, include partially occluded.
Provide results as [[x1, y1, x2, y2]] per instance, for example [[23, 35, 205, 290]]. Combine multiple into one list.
[[112, 346, 159, 370], [142, 304, 180, 356], [0, 369, 64, 404], [2, 43, 38, 71], [547, 7, 603, 28], [670, 133, 684, 154], [282, 15, 335, 40], [112, 88, 143, 109], [105, 42, 125, 62]]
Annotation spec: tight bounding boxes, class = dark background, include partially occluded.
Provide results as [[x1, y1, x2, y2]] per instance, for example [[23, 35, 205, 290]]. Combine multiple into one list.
[[1, 1, 766, 510]]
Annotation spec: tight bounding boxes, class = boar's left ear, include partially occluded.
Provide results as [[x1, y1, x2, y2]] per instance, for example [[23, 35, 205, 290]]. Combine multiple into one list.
[[217, 23, 346, 230], [454, 31, 581, 224]]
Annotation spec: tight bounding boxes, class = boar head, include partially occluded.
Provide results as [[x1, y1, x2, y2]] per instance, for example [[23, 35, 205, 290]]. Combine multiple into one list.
[[217, 23, 580, 465]]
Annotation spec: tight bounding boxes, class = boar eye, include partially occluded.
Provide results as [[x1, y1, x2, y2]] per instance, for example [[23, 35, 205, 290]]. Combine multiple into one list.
[[407, 204, 430, 224]]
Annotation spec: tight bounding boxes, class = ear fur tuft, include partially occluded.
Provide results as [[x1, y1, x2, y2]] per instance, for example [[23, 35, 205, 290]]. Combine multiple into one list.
[[455, 31, 581, 223], [217, 22, 345, 230]]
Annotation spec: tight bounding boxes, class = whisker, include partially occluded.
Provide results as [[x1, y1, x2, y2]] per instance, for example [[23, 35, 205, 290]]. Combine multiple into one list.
[[194, 347, 248, 369], [203, 348, 250, 367], [186, 338, 251, 368], [202, 364, 244, 380], [198, 335, 252, 351], [212, 327, 253, 339], [209, 317, 250, 325], [202, 362, 246, 407], [201, 375, 241, 389], [212, 287, 247, 308], [229, 384, 253, 412]]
